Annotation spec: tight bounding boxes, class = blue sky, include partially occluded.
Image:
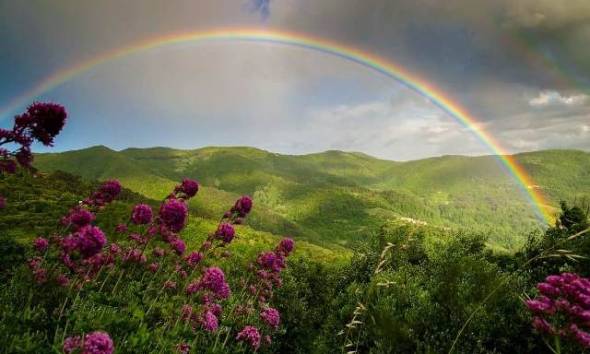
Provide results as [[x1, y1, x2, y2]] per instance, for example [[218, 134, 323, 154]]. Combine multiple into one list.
[[1, 0, 589, 160]]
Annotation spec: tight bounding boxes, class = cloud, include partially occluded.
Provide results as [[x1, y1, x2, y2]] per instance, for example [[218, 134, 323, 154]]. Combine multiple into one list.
[[529, 91, 588, 107]]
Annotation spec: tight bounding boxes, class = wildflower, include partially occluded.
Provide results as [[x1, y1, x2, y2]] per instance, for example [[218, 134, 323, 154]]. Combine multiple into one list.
[[526, 272, 590, 349], [208, 303, 222, 317], [200, 310, 219, 332], [186, 281, 200, 295], [24, 102, 67, 146], [175, 179, 199, 198], [148, 262, 159, 273], [276, 237, 295, 256], [159, 198, 188, 232], [153, 247, 165, 257], [232, 196, 253, 217], [131, 204, 152, 225], [260, 307, 280, 329], [56, 274, 70, 287], [109, 243, 121, 255], [33, 237, 49, 252], [77, 225, 107, 258], [185, 251, 203, 268], [69, 209, 95, 227], [63, 335, 82, 354], [236, 326, 261, 350], [215, 223, 235, 243], [98, 180, 121, 203], [83, 331, 114, 354], [33, 268, 47, 284], [170, 238, 186, 255], [257, 251, 285, 272], [200, 267, 231, 299]]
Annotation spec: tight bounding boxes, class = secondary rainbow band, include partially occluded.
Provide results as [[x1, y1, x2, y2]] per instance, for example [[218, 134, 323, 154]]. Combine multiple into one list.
[[0, 28, 553, 222]]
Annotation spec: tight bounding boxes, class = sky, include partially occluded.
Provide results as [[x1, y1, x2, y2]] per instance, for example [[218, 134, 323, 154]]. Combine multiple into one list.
[[0, 0, 589, 160]]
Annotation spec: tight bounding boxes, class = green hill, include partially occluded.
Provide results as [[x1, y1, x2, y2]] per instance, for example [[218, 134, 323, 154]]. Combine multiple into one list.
[[34, 146, 590, 249]]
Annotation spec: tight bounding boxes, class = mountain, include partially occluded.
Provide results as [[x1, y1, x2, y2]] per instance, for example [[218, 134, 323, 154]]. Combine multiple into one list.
[[34, 146, 590, 250]]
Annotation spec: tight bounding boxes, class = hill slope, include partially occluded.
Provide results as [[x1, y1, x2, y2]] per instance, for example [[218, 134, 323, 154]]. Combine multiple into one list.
[[34, 146, 590, 249]]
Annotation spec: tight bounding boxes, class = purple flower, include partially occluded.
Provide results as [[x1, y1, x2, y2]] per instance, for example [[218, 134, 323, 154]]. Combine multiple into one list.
[[257, 251, 285, 272], [159, 198, 188, 232], [525, 297, 554, 314], [56, 274, 70, 287], [236, 325, 261, 350], [200, 310, 219, 332], [185, 251, 203, 268], [537, 282, 560, 298], [98, 180, 121, 203], [131, 204, 153, 225], [147, 262, 159, 273], [176, 179, 199, 198], [170, 238, 186, 255], [82, 331, 114, 354], [276, 237, 295, 256], [200, 267, 231, 299], [153, 247, 165, 257], [69, 209, 95, 227], [215, 223, 235, 243], [63, 335, 82, 354], [186, 281, 200, 295], [260, 307, 280, 329], [25, 102, 67, 146], [232, 196, 253, 217], [33, 237, 49, 252], [532, 316, 553, 334], [77, 225, 107, 258], [571, 324, 590, 348]]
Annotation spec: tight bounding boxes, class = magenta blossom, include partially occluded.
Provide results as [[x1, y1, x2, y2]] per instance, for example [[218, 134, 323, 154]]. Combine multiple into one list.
[[63, 336, 82, 354], [232, 196, 253, 217], [185, 251, 203, 268], [201, 310, 219, 332], [175, 178, 199, 198], [69, 209, 95, 227], [83, 331, 114, 354], [33, 237, 49, 252], [236, 326, 261, 350], [276, 237, 295, 255], [260, 307, 280, 329], [525, 272, 590, 349], [170, 238, 186, 255], [24, 102, 67, 146], [215, 223, 235, 243], [131, 203, 152, 225], [77, 225, 107, 258], [159, 198, 188, 232], [98, 180, 121, 203], [200, 267, 231, 299]]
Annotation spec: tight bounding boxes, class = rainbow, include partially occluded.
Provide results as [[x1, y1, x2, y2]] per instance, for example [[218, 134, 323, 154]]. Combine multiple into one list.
[[0, 28, 553, 222]]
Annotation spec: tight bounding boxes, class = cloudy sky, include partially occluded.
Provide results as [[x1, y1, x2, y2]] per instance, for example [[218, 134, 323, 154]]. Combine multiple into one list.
[[0, 0, 588, 160]]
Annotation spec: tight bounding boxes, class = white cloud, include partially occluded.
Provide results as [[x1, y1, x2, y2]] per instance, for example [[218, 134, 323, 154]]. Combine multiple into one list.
[[529, 90, 588, 107]]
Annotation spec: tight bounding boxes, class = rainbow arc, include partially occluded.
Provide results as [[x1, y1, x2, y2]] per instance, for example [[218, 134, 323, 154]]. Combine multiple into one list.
[[0, 28, 554, 223]]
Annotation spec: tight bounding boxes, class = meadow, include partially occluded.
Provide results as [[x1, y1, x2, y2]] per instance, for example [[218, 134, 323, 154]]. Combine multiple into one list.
[[1, 103, 590, 353]]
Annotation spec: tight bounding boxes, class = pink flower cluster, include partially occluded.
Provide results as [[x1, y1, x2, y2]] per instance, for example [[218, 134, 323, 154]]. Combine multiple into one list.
[[526, 272, 590, 349], [63, 331, 114, 354]]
